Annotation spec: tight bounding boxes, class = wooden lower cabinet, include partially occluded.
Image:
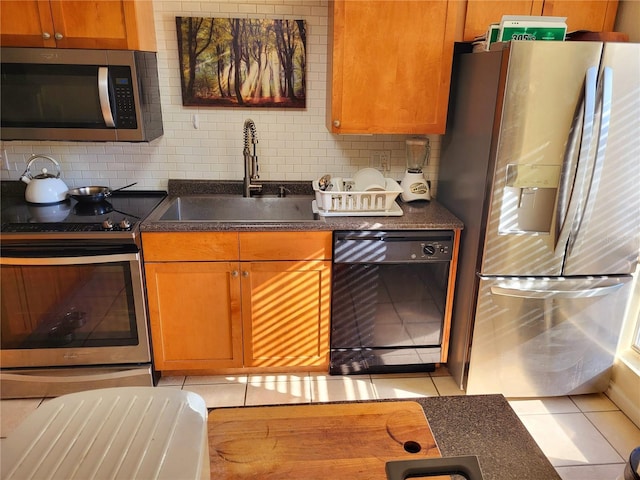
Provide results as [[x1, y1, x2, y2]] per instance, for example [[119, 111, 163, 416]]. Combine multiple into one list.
[[144, 261, 243, 370], [142, 231, 332, 373], [241, 261, 331, 368]]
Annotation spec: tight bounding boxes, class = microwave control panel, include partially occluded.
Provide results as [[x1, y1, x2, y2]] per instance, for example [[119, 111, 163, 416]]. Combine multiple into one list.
[[110, 66, 138, 129]]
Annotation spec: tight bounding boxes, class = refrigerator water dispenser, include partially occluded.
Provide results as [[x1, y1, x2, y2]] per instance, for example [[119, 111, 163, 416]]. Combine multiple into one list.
[[499, 164, 561, 234]]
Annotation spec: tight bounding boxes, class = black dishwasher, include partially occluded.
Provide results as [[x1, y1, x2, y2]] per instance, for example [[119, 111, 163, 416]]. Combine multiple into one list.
[[330, 230, 453, 375]]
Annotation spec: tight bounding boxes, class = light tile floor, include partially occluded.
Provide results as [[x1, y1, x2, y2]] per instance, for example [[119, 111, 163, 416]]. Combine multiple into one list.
[[1, 371, 638, 480]]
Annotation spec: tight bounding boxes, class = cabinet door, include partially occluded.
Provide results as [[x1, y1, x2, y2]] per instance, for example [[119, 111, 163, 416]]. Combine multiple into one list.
[[47, 0, 131, 49], [541, 0, 618, 33], [328, 0, 460, 134], [463, 0, 539, 41], [145, 262, 243, 370], [0, 1, 57, 47], [242, 261, 331, 368], [0, 0, 157, 50], [462, 0, 619, 42]]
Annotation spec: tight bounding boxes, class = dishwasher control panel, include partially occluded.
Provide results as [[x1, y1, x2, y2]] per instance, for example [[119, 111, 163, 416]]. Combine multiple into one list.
[[416, 240, 452, 260], [333, 230, 454, 263]]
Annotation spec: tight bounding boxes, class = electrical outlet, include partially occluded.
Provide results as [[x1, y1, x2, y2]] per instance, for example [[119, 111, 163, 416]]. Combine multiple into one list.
[[370, 151, 381, 169], [0, 149, 10, 171], [370, 150, 391, 173], [379, 151, 391, 173]]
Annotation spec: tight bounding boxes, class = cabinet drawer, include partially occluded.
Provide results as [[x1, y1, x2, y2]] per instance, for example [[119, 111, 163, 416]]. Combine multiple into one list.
[[142, 232, 239, 261], [239, 232, 332, 261]]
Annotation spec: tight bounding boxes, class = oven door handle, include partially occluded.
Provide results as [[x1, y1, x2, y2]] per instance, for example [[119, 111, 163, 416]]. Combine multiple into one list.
[[1, 252, 139, 266], [0, 368, 147, 384]]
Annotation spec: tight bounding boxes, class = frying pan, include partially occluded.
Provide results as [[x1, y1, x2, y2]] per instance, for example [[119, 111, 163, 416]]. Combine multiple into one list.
[[72, 200, 141, 219], [67, 182, 137, 203]]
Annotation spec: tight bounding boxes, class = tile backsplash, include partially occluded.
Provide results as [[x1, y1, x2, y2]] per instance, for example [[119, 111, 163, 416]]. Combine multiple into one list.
[[0, 0, 441, 195]]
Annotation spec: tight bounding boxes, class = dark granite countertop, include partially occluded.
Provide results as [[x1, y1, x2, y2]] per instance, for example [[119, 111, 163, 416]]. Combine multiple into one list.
[[141, 179, 464, 232], [417, 395, 560, 480], [212, 395, 560, 480]]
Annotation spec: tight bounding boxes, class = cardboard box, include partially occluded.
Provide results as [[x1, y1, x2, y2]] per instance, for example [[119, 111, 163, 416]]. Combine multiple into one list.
[[483, 23, 501, 50], [498, 16, 567, 43]]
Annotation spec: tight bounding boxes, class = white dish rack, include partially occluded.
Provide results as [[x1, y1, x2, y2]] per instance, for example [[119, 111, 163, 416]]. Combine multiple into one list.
[[313, 177, 403, 215]]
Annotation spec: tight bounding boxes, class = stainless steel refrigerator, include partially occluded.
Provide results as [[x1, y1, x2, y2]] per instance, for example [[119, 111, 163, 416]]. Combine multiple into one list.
[[438, 40, 640, 397]]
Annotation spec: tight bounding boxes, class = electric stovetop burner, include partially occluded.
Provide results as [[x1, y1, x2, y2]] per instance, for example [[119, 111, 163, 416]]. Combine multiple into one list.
[[0, 190, 166, 240]]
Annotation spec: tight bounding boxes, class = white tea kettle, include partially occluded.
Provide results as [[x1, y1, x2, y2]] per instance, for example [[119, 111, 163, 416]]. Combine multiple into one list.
[[20, 154, 69, 204]]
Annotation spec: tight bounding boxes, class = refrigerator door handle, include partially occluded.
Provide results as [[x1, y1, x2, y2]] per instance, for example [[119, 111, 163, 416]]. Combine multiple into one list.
[[566, 66, 614, 255], [555, 66, 598, 255], [490, 282, 623, 299]]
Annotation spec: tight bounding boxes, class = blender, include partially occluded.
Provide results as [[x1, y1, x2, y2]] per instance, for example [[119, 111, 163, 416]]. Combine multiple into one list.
[[401, 137, 430, 202]]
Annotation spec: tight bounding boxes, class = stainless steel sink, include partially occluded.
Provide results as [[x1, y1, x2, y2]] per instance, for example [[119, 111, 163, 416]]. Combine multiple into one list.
[[157, 195, 317, 222]]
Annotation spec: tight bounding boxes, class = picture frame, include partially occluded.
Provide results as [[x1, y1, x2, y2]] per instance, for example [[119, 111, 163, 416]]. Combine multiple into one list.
[[176, 17, 306, 108]]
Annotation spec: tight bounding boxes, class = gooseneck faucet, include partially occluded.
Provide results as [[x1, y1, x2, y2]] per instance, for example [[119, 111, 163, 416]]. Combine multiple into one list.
[[243, 119, 262, 197]]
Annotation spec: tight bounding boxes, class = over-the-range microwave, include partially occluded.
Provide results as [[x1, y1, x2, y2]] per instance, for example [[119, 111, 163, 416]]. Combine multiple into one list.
[[0, 47, 163, 142]]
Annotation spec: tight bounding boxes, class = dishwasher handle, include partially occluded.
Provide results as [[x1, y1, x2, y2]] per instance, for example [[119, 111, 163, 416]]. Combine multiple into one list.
[[334, 231, 454, 243]]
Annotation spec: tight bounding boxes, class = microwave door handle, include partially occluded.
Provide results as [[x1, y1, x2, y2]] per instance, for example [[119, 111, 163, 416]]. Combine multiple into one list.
[[490, 282, 623, 299], [98, 67, 116, 128]]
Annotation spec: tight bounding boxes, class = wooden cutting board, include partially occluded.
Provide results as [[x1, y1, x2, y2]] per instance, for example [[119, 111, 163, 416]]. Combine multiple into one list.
[[209, 401, 442, 479]]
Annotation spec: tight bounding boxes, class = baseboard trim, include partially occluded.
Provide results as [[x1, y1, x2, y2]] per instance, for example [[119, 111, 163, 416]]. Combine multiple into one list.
[[607, 357, 640, 429]]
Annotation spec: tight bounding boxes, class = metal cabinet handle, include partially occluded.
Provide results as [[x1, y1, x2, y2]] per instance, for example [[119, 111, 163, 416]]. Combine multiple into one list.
[[54, 32, 63, 40], [242, 271, 249, 278], [42, 32, 51, 40], [332, 119, 341, 128], [231, 270, 239, 277]]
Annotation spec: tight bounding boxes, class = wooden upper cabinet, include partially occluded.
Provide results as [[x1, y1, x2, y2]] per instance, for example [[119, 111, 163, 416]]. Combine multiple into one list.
[[0, 1, 57, 47], [463, 0, 538, 41], [462, 0, 619, 42], [327, 0, 461, 135], [0, 0, 157, 51], [540, 1, 619, 34]]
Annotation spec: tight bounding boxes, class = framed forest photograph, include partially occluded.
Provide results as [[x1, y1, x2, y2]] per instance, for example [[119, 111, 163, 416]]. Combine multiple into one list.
[[176, 17, 306, 108]]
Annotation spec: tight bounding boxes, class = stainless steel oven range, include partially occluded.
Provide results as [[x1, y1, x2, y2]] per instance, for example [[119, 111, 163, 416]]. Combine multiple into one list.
[[330, 230, 454, 375], [0, 189, 166, 398]]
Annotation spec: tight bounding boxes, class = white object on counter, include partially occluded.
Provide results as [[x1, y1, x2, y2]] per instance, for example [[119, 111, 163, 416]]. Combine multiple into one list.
[[312, 199, 403, 217], [353, 167, 385, 191], [313, 177, 403, 213], [20, 154, 69, 204], [1, 387, 210, 480]]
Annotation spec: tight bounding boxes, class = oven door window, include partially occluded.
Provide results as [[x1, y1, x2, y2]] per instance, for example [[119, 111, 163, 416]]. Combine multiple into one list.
[[1, 261, 139, 350]]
